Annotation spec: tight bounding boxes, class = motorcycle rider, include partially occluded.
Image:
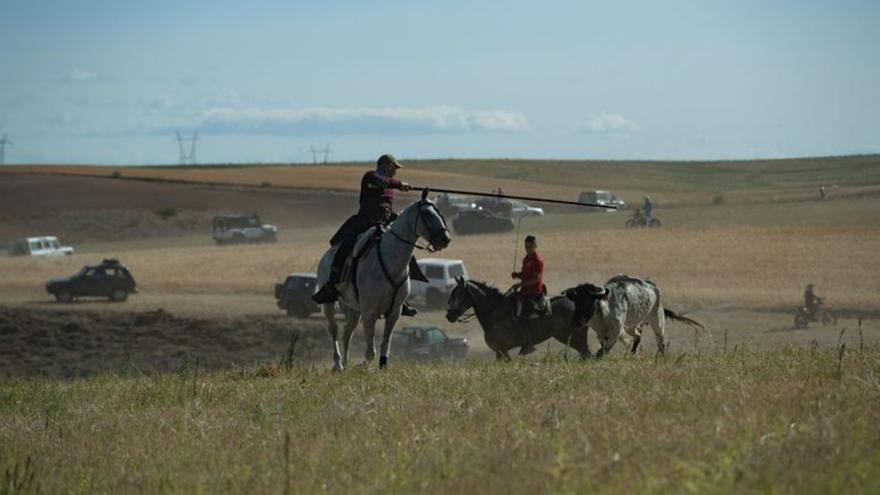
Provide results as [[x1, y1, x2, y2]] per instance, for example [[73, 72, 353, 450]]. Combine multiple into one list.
[[804, 283, 823, 318], [642, 196, 654, 219]]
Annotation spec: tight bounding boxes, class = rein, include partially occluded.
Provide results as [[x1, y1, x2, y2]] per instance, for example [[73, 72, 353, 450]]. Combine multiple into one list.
[[387, 201, 448, 253], [376, 234, 408, 318]]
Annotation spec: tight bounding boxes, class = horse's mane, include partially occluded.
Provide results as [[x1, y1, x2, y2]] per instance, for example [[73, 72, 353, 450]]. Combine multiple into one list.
[[467, 279, 505, 298], [470, 279, 566, 302]]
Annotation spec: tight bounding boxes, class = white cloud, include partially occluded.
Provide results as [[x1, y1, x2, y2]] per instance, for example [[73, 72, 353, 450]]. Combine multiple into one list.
[[65, 69, 96, 83], [575, 114, 641, 134], [188, 105, 529, 135]]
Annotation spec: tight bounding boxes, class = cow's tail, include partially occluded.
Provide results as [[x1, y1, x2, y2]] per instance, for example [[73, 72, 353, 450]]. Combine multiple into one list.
[[663, 308, 711, 337]]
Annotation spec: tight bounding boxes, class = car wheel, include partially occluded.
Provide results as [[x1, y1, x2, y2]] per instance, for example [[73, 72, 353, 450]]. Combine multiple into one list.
[[55, 291, 73, 303], [110, 289, 128, 302], [821, 311, 837, 326]]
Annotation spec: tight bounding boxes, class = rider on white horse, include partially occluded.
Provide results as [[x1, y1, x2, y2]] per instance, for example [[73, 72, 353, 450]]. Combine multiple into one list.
[[312, 153, 421, 316]]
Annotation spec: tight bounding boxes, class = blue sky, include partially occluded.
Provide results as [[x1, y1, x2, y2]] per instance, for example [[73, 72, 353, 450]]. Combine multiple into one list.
[[1, 0, 878, 164]]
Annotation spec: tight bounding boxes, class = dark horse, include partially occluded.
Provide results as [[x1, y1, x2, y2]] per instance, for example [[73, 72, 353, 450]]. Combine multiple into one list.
[[445, 277, 592, 361]]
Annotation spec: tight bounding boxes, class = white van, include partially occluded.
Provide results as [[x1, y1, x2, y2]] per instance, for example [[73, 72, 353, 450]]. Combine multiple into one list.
[[410, 258, 469, 309], [8, 236, 75, 257]]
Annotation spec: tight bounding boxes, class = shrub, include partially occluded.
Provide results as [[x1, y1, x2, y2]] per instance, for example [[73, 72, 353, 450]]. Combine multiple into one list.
[[155, 207, 178, 220]]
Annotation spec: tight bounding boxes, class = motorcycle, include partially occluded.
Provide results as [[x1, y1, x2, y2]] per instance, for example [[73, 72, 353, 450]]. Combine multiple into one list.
[[625, 210, 662, 228], [793, 299, 837, 329]]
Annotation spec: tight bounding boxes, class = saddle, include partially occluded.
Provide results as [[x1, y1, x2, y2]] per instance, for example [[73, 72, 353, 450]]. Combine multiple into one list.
[[514, 289, 553, 321], [338, 226, 384, 293], [336, 226, 429, 296]]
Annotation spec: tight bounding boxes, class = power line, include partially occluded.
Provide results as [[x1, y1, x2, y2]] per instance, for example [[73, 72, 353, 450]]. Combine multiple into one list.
[[0, 134, 11, 165], [175, 131, 199, 165]]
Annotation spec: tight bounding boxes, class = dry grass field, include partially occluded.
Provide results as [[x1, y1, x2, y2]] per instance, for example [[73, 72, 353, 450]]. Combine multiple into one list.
[[2, 348, 880, 493], [1, 157, 879, 492]]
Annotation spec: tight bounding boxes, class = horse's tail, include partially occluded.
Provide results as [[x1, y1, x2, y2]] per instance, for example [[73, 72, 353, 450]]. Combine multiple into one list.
[[663, 308, 711, 337]]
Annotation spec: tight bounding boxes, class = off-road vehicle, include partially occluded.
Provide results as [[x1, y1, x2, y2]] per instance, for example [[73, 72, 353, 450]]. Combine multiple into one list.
[[391, 326, 469, 360], [275, 272, 322, 318], [46, 259, 137, 303], [212, 214, 278, 245], [409, 258, 469, 309], [8, 236, 74, 257], [578, 190, 627, 211]]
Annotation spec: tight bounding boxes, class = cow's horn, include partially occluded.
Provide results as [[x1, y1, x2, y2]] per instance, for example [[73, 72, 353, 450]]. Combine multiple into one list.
[[588, 286, 607, 296]]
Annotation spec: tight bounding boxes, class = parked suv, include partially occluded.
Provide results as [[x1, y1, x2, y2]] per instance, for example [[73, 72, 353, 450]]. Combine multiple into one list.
[[212, 214, 278, 245], [46, 259, 137, 303], [391, 326, 469, 360], [275, 273, 321, 318], [410, 258, 469, 309], [8, 236, 74, 257], [578, 190, 627, 211]]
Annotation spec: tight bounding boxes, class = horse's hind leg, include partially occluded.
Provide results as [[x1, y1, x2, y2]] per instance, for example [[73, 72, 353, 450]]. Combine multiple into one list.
[[566, 330, 593, 360], [341, 309, 361, 368], [323, 303, 343, 372]]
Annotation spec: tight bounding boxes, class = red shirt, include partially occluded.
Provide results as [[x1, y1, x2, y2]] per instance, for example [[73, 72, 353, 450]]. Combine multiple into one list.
[[519, 251, 545, 296]]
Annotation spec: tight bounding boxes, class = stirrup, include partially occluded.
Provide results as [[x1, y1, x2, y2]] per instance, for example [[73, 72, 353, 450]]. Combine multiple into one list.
[[312, 284, 339, 304], [401, 302, 418, 317]]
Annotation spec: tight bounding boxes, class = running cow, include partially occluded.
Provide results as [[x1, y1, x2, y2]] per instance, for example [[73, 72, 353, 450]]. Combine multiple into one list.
[[563, 275, 707, 357]]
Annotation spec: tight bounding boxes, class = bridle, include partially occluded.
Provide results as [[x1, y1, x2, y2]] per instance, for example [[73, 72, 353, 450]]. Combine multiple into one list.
[[448, 280, 506, 325], [388, 200, 449, 253], [448, 284, 478, 323]]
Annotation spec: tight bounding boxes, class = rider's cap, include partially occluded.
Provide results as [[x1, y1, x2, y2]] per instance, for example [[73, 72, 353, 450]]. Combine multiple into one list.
[[378, 154, 403, 169], [525, 235, 536, 243]]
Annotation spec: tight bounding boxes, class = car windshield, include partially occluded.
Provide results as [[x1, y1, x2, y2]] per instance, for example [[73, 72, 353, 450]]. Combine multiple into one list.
[[288, 277, 316, 290], [74, 267, 88, 277], [424, 265, 444, 280], [426, 328, 446, 344], [448, 264, 465, 278]]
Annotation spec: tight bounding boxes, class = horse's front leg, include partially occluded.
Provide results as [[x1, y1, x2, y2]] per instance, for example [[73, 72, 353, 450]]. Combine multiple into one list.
[[341, 309, 361, 368], [323, 303, 343, 372], [361, 313, 378, 364], [378, 310, 401, 369]]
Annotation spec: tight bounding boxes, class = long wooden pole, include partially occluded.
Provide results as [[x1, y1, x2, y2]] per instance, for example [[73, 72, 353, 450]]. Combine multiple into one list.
[[414, 186, 618, 210]]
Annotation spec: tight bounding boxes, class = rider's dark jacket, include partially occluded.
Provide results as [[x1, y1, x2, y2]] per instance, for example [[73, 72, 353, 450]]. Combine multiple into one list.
[[358, 170, 402, 223], [804, 288, 819, 309], [330, 170, 402, 246]]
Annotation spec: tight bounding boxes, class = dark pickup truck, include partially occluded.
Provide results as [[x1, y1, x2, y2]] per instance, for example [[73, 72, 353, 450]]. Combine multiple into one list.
[[46, 259, 137, 303], [392, 326, 469, 361]]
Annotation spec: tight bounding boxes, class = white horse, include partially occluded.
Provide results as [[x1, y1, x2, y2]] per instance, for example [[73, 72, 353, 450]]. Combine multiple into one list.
[[316, 190, 451, 371]]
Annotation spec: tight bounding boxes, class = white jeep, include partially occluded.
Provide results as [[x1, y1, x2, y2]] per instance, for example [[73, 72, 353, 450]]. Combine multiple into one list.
[[410, 258, 469, 309], [8, 236, 75, 257], [212, 214, 278, 245]]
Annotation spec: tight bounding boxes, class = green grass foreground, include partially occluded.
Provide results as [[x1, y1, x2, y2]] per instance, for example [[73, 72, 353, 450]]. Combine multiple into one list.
[[3, 347, 880, 494]]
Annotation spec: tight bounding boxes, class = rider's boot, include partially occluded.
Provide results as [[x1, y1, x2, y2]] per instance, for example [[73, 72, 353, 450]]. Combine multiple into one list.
[[401, 301, 418, 317], [312, 267, 341, 304], [516, 301, 537, 355]]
